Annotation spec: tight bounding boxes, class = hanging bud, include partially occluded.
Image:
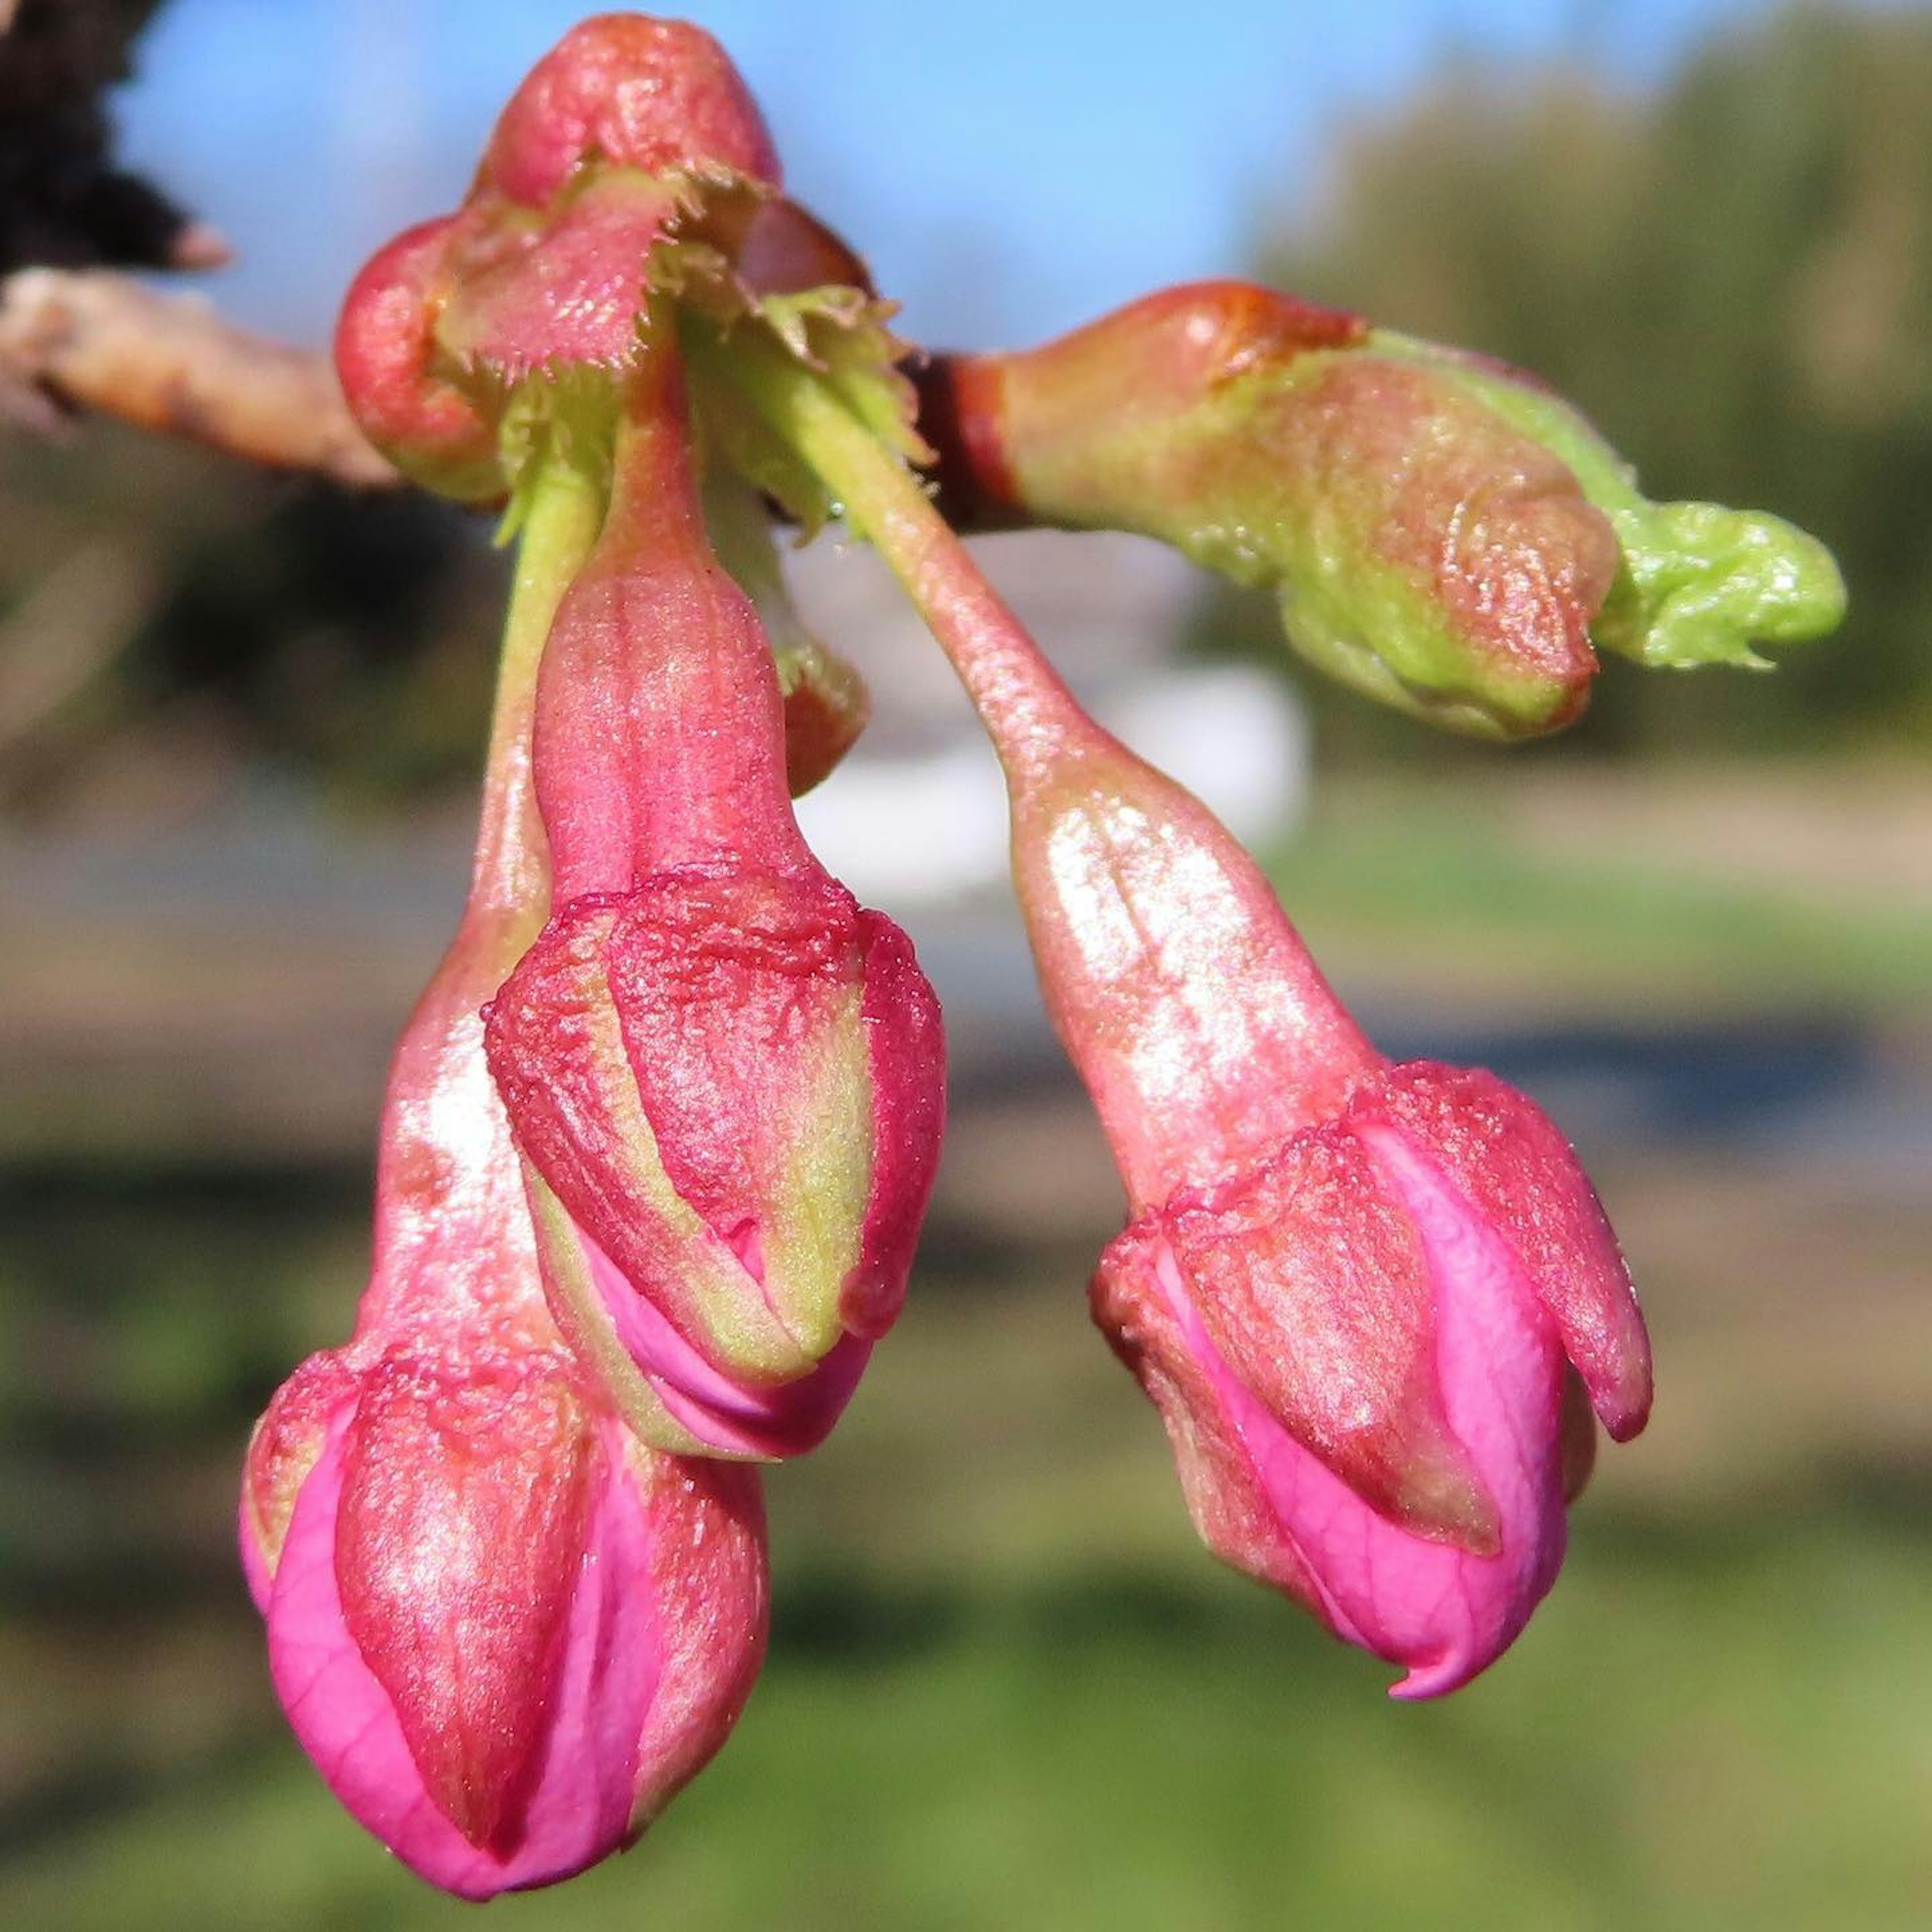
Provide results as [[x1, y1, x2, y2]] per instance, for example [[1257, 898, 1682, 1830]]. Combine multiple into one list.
[[713, 345, 1651, 1689], [916, 280, 1844, 735], [982, 704, 1650, 1694], [241, 424, 767, 1894], [484, 333, 942, 1459], [244, 1343, 766, 1896]]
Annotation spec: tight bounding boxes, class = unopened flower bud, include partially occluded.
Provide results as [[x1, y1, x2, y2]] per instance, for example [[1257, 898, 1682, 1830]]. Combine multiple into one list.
[[241, 377, 767, 1893], [244, 1340, 766, 1896], [718, 357, 1653, 1689], [1021, 728, 1650, 1692], [485, 339, 942, 1458]]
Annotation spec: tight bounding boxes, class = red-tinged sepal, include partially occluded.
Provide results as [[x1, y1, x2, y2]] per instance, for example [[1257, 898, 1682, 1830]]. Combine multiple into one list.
[[777, 637, 871, 795], [1156, 1126, 1500, 1550], [1347, 1061, 1653, 1441], [334, 219, 502, 502], [1092, 1194, 1569, 1700], [484, 872, 943, 1457], [333, 1352, 595, 1853]]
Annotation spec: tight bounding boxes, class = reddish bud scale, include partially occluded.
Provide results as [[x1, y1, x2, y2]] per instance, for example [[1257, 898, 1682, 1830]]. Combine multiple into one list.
[[915, 281, 1618, 737], [477, 14, 780, 205], [333, 218, 500, 502], [333, 16, 871, 791], [336, 15, 782, 488]]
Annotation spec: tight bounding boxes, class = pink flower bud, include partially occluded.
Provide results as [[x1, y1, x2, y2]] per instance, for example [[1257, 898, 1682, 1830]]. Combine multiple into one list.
[[484, 343, 943, 1458], [240, 937, 770, 1898], [1092, 1058, 1646, 1697], [1012, 726, 1652, 1694], [243, 1343, 765, 1897], [240, 901, 770, 1896], [241, 390, 768, 1891]]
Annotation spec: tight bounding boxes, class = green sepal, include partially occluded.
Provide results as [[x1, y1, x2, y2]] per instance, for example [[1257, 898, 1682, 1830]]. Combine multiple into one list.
[[684, 286, 926, 534], [493, 367, 620, 545]]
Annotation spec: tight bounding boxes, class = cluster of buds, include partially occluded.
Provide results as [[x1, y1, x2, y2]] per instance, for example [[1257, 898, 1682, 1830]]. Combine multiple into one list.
[[244, 13, 1844, 1900]]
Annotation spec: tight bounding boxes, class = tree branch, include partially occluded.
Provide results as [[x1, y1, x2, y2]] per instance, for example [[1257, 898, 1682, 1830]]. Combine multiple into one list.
[[0, 266, 400, 487]]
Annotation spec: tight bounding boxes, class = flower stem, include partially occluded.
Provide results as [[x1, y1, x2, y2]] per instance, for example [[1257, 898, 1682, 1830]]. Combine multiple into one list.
[[471, 427, 608, 932], [700, 325, 1381, 1202], [689, 321, 1093, 784]]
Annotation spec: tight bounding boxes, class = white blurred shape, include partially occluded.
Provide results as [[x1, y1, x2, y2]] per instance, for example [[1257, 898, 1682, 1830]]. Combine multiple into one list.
[[788, 528, 1307, 907]]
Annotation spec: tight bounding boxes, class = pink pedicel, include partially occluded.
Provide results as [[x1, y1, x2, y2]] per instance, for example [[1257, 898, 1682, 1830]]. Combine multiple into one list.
[[884, 494, 1649, 1695], [482, 341, 942, 1459]]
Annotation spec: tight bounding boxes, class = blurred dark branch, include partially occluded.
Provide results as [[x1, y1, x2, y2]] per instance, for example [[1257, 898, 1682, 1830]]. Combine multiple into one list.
[[1, 1, 202, 275], [0, 5, 405, 494], [0, 268, 399, 486]]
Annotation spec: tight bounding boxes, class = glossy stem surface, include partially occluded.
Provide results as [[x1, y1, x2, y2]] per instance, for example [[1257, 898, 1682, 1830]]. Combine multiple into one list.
[[712, 332, 1379, 1205], [359, 432, 604, 1341], [535, 327, 810, 901]]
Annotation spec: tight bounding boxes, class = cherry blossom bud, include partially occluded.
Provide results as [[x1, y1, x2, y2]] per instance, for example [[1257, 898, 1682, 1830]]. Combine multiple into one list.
[[243, 1343, 766, 1896], [241, 377, 767, 1892], [718, 358, 1653, 1688], [485, 340, 942, 1459]]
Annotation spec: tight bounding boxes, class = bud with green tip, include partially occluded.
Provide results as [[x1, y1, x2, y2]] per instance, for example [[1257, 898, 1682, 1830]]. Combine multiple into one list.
[[916, 280, 1845, 737]]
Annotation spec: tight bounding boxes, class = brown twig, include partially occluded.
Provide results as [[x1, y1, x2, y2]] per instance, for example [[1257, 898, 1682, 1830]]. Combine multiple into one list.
[[0, 266, 401, 487]]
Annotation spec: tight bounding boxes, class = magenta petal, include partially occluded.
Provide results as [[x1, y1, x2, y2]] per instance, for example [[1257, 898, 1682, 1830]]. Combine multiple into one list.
[[583, 1228, 871, 1457], [266, 1410, 662, 1899], [1355, 1063, 1653, 1439], [1155, 1126, 1567, 1697]]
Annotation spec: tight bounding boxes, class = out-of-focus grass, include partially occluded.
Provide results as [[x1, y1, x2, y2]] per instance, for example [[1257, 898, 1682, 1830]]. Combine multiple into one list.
[[1268, 780, 1932, 1013], [4, 1510, 1929, 1932], [4, 1249, 1931, 1932]]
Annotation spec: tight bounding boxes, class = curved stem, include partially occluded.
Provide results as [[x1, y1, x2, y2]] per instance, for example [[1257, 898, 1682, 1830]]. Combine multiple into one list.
[[361, 426, 608, 1341], [703, 328, 1381, 1204], [691, 323, 1095, 787]]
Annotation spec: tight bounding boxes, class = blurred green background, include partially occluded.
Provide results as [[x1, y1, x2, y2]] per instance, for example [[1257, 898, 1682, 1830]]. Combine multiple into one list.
[[4, 4, 1931, 1929]]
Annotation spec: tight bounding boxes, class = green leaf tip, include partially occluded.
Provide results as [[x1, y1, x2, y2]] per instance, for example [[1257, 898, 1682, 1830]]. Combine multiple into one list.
[[1591, 499, 1847, 673], [1373, 330, 1848, 676]]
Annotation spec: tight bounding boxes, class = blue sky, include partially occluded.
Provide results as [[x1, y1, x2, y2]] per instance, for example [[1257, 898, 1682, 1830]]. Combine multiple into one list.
[[119, 1, 1870, 348]]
